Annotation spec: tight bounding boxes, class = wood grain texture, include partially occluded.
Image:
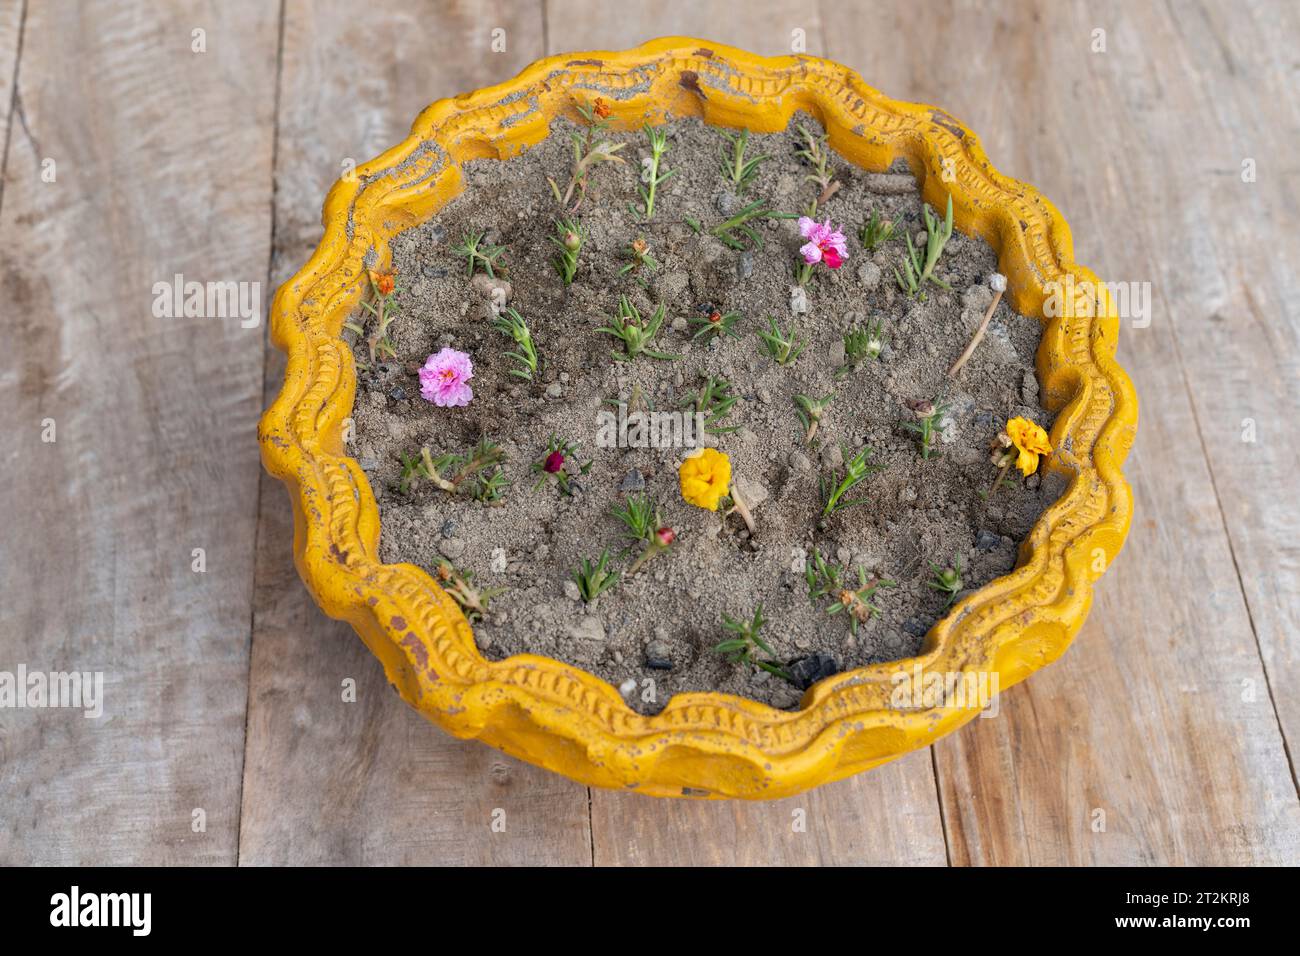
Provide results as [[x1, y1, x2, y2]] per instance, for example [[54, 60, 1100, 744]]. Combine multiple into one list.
[[826, 0, 1300, 864], [545, 0, 950, 865], [0, 0, 24, 211], [238, 0, 594, 866], [0, 0, 277, 863]]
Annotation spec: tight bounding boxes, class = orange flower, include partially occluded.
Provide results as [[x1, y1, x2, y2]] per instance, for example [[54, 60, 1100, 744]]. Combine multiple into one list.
[[678, 448, 732, 511], [1004, 416, 1052, 476], [592, 97, 611, 120], [370, 270, 396, 296]]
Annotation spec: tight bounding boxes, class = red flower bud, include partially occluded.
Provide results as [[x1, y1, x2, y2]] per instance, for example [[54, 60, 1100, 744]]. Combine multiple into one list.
[[655, 527, 676, 546], [543, 450, 565, 473], [708, 311, 722, 324]]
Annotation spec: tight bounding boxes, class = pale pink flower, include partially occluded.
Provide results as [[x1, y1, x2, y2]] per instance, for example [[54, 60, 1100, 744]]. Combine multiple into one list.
[[419, 347, 474, 407], [798, 217, 849, 269]]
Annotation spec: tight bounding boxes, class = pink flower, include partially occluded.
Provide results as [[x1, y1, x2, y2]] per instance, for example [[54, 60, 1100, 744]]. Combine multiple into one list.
[[543, 450, 565, 473], [798, 217, 848, 269], [419, 347, 474, 407]]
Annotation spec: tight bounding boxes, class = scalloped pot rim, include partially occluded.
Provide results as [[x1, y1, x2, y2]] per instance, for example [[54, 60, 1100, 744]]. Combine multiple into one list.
[[259, 37, 1138, 799]]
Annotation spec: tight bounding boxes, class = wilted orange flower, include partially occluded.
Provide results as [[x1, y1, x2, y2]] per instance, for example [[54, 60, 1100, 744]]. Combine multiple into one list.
[[370, 270, 396, 295], [592, 97, 611, 119]]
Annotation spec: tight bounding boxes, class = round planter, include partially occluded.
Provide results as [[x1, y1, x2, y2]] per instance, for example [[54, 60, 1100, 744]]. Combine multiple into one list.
[[260, 37, 1138, 799]]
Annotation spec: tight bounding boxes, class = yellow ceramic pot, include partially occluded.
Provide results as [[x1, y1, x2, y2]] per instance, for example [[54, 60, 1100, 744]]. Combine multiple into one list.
[[260, 37, 1137, 799]]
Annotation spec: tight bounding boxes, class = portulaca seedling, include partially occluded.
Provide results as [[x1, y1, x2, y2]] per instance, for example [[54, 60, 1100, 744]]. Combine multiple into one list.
[[714, 605, 791, 680], [550, 217, 584, 286], [596, 295, 678, 362], [803, 547, 844, 604], [344, 270, 400, 369], [452, 229, 507, 279], [711, 200, 793, 251], [794, 392, 834, 443], [927, 555, 964, 607], [618, 237, 658, 278], [842, 319, 886, 372], [435, 559, 505, 623], [400, 438, 507, 502], [491, 307, 539, 381], [532, 434, 589, 496], [820, 446, 880, 518], [895, 194, 954, 299], [571, 549, 620, 603], [756, 316, 806, 366], [828, 567, 896, 635], [688, 308, 741, 342], [636, 124, 674, 220], [795, 123, 840, 214], [902, 398, 948, 460], [680, 375, 740, 434], [548, 98, 627, 211], [612, 493, 676, 575], [717, 127, 768, 194], [859, 210, 897, 252]]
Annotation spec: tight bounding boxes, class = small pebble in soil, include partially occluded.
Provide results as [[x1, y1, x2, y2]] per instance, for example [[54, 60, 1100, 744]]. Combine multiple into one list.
[[619, 678, 637, 697], [620, 469, 646, 493], [737, 251, 754, 279], [439, 538, 466, 559], [788, 450, 812, 473], [975, 529, 1002, 552], [857, 261, 882, 291], [671, 316, 688, 332], [440, 519, 457, 539], [563, 580, 582, 601], [787, 653, 840, 690], [789, 285, 809, 314], [568, 615, 605, 642], [545, 383, 563, 398], [644, 640, 673, 670], [903, 618, 929, 638]]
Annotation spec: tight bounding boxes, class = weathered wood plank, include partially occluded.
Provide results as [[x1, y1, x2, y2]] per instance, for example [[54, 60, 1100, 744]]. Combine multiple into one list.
[[238, 0, 595, 866], [546, 1, 951, 865], [0, 0, 24, 207], [0, 1, 277, 863], [827, 0, 1300, 864]]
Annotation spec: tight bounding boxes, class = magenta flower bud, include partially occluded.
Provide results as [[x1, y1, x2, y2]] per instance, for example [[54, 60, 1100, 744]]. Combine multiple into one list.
[[543, 450, 565, 473], [655, 527, 676, 547]]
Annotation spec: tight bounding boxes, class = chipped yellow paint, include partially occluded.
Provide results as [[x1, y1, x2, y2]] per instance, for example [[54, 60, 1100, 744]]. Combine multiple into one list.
[[259, 37, 1137, 799]]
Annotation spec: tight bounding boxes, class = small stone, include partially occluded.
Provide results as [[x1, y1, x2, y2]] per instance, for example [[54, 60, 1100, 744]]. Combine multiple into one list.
[[568, 615, 605, 642], [902, 618, 929, 638], [619, 678, 638, 696], [438, 537, 466, 559], [671, 316, 689, 332], [738, 427, 758, 445], [357, 457, 379, 471], [421, 263, 447, 279], [563, 580, 582, 601], [975, 529, 1001, 552], [470, 273, 511, 302], [620, 469, 645, 492], [836, 546, 852, 565], [829, 338, 846, 366], [545, 382, 563, 398], [1021, 370, 1040, 404], [714, 190, 741, 216], [825, 445, 844, 470], [938, 413, 958, 445], [961, 283, 994, 313], [789, 285, 809, 315], [788, 451, 812, 473], [735, 476, 769, 508], [787, 653, 839, 690], [898, 486, 918, 503], [1026, 473, 1042, 490], [440, 519, 457, 539], [737, 251, 754, 280], [559, 372, 570, 384], [856, 261, 882, 291], [645, 640, 673, 670], [388, 386, 407, 402]]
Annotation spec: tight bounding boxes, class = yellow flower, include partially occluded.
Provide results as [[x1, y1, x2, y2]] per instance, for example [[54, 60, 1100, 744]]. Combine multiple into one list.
[[678, 448, 732, 511], [1005, 416, 1052, 476]]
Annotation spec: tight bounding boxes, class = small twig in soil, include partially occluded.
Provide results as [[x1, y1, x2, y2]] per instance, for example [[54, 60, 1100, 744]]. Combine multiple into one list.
[[895, 194, 953, 299], [636, 124, 674, 220], [927, 554, 964, 608], [947, 272, 1008, 379], [794, 392, 835, 444], [451, 229, 507, 279], [820, 446, 880, 518], [435, 559, 505, 623], [858, 209, 898, 252], [596, 295, 678, 362], [756, 315, 806, 366], [491, 306, 539, 381], [714, 605, 791, 680], [571, 549, 620, 603], [550, 217, 584, 286], [717, 127, 768, 194]]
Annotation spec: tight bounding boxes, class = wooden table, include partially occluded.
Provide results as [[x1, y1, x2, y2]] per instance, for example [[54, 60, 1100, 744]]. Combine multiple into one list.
[[1, 0, 1296, 865]]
